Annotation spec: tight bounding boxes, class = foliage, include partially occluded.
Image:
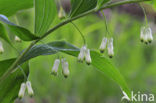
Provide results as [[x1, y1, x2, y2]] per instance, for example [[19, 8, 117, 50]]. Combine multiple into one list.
[[0, 0, 153, 102]]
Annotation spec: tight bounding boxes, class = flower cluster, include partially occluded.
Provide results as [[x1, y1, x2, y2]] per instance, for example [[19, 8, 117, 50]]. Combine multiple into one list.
[[18, 81, 34, 99], [140, 26, 153, 44], [51, 58, 70, 78], [78, 45, 92, 65], [0, 41, 4, 54], [99, 37, 114, 58]]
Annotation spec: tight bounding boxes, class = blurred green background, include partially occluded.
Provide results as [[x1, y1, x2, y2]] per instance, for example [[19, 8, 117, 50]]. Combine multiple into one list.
[[0, 3, 156, 103]]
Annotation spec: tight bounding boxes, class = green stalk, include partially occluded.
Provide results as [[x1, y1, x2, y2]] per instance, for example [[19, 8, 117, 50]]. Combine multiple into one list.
[[0, 0, 151, 82], [71, 21, 86, 45]]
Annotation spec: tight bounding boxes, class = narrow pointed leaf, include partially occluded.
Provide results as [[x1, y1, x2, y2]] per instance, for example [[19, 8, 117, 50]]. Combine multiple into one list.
[[35, 0, 57, 36], [0, 15, 39, 41], [20, 41, 131, 98], [70, 0, 97, 17], [0, 58, 29, 103], [0, 0, 33, 17], [0, 23, 11, 44]]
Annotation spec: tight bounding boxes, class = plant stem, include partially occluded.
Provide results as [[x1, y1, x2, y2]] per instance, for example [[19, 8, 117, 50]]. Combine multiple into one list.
[[139, 3, 148, 26], [71, 21, 86, 45], [101, 11, 110, 36], [0, 0, 151, 82]]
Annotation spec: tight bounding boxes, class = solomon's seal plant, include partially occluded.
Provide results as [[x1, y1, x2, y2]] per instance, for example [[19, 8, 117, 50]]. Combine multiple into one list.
[[0, 0, 152, 102]]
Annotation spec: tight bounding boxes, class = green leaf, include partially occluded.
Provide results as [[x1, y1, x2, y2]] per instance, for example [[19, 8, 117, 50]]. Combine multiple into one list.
[[21, 41, 131, 98], [0, 14, 39, 41], [70, 0, 97, 17], [0, 58, 29, 103], [0, 0, 33, 17], [35, 0, 57, 36], [20, 41, 79, 64], [0, 23, 10, 44], [97, 0, 110, 8]]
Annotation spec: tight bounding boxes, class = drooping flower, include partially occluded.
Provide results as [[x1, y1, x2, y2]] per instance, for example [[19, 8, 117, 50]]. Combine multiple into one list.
[[140, 26, 145, 42], [78, 45, 87, 62], [26, 81, 34, 97], [140, 26, 153, 44], [61, 58, 70, 78], [15, 36, 21, 42], [146, 27, 153, 43], [18, 83, 26, 99], [85, 49, 91, 65], [0, 41, 4, 54], [51, 59, 60, 76], [107, 38, 114, 58], [58, 7, 66, 19], [99, 37, 107, 53]]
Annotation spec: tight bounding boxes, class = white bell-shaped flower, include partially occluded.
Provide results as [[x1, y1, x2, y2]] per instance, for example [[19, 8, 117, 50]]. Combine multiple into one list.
[[51, 59, 60, 75], [78, 45, 86, 62], [85, 49, 91, 65], [140, 26, 145, 42], [107, 38, 114, 58], [15, 36, 21, 42], [99, 37, 107, 53], [146, 27, 153, 43], [26, 81, 34, 97], [61, 58, 70, 78], [18, 83, 26, 99], [0, 41, 4, 54], [140, 26, 153, 44]]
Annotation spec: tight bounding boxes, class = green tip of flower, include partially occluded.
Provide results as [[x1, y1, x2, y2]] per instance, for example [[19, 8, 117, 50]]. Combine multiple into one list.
[[78, 59, 83, 63], [86, 62, 91, 65], [100, 50, 104, 53], [145, 42, 148, 45], [29, 94, 34, 98], [0, 52, 3, 54], [148, 40, 152, 43], [140, 39, 144, 43], [51, 72, 57, 76], [109, 55, 113, 58], [64, 75, 68, 78], [18, 96, 23, 99]]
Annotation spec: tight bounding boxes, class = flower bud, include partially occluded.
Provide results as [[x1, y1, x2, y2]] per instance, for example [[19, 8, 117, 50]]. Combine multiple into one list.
[[15, 36, 21, 42], [61, 58, 70, 78], [26, 81, 34, 97], [146, 27, 153, 43], [51, 59, 60, 76], [85, 49, 91, 65], [0, 41, 4, 54], [99, 37, 107, 53], [58, 7, 66, 20], [78, 45, 86, 62], [107, 38, 114, 58], [18, 83, 26, 99], [140, 26, 145, 42]]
